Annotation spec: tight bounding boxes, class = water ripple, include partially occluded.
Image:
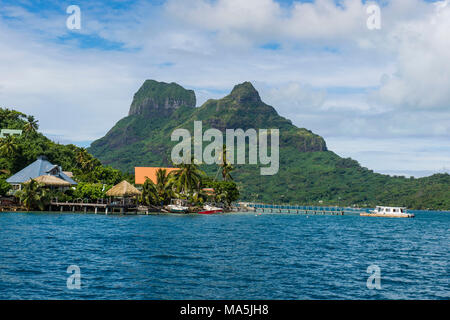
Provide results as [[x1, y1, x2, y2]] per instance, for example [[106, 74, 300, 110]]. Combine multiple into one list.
[[0, 211, 448, 299]]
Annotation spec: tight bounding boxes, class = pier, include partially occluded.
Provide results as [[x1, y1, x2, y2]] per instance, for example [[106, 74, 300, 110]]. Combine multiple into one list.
[[234, 203, 371, 215], [49, 199, 141, 214]]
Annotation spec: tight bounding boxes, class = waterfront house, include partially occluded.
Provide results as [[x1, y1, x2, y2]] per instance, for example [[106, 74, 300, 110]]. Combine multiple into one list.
[[6, 156, 77, 192]]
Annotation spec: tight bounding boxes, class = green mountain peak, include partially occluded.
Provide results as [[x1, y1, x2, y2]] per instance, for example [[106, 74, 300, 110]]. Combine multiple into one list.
[[87, 80, 450, 209], [229, 81, 262, 104], [128, 80, 196, 117]]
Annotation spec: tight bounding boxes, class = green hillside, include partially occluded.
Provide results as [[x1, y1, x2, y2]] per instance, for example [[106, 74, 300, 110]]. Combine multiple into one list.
[[0, 108, 131, 192], [88, 80, 450, 210]]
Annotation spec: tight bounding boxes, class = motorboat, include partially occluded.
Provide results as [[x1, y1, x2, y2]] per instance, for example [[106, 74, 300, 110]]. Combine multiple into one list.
[[360, 206, 414, 218], [198, 204, 224, 215], [166, 199, 189, 213]]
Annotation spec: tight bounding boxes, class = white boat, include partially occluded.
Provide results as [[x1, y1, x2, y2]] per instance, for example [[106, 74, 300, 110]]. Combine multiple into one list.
[[166, 199, 189, 213], [360, 206, 414, 218], [166, 204, 189, 213], [198, 204, 224, 214]]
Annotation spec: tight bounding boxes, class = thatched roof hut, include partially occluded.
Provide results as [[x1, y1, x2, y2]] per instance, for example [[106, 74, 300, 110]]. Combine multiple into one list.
[[106, 180, 141, 197], [25, 175, 71, 187]]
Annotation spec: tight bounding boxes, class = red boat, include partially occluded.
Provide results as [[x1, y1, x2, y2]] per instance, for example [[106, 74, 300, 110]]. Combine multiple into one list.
[[198, 205, 224, 215]]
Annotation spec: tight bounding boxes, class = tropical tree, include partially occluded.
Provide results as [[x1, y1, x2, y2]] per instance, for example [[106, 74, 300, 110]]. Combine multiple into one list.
[[189, 187, 209, 206], [73, 182, 109, 201], [141, 169, 175, 206], [0, 135, 19, 158], [23, 115, 39, 135], [170, 161, 205, 197], [202, 178, 240, 207], [76, 148, 94, 171], [17, 179, 49, 211], [0, 177, 11, 196], [215, 145, 234, 181], [155, 169, 175, 204], [141, 178, 158, 206]]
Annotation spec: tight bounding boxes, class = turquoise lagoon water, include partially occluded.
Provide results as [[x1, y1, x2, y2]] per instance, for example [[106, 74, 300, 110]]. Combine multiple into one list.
[[0, 211, 448, 299]]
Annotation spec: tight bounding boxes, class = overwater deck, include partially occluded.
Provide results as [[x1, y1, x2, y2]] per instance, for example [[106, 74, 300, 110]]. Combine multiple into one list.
[[49, 200, 142, 214]]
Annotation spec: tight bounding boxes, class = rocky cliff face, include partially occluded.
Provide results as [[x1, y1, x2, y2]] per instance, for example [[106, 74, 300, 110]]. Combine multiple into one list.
[[87, 79, 450, 208], [229, 81, 263, 104], [128, 80, 196, 117], [90, 79, 327, 170]]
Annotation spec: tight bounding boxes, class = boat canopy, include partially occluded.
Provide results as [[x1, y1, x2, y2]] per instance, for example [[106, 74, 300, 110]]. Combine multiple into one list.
[[375, 206, 407, 213]]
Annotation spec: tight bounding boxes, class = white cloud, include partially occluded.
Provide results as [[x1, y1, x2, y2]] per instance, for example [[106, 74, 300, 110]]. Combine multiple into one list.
[[373, 0, 450, 111], [327, 136, 450, 177], [165, 0, 370, 44], [255, 81, 327, 112], [0, 0, 448, 177]]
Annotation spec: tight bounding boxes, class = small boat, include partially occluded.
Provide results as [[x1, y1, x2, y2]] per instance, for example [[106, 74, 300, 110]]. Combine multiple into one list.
[[166, 199, 189, 213], [198, 204, 224, 215], [167, 204, 188, 213], [360, 206, 414, 218]]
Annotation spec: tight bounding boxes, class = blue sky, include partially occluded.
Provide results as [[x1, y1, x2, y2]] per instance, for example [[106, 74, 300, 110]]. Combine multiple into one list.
[[0, 0, 449, 177]]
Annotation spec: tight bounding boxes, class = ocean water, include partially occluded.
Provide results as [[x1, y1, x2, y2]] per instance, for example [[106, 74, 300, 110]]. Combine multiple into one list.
[[0, 211, 448, 300]]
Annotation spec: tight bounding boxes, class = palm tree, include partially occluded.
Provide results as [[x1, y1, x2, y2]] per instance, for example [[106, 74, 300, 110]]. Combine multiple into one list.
[[215, 189, 229, 205], [171, 160, 205, 196], [141, 169, 175, 206], [155, 169, 174, 204], [18, 179, 49, 211], [0, 135, 19, 158], [76, 148, 93, 171], [214, 145, 234, 181], [23, 115, 39, 135], [141, 178, 158, 206]]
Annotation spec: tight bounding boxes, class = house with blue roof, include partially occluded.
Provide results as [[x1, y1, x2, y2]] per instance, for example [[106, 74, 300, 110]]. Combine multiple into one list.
[[6, 156, 77, 191]]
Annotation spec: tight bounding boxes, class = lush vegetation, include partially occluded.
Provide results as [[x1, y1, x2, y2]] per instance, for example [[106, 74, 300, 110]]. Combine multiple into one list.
[[141, 168, 175, 206], [0, 175, 11, 196], [72, 182, 111, 201], [89, 80, 450, 210], [231, 149, 450, 210], [16, 179, 49, 211], [140, 164, 239, 208], [0, 108, 133, 201], [202, 178, 240, 206], [90, 81, 326, 171], [1, 107, 239, 210]]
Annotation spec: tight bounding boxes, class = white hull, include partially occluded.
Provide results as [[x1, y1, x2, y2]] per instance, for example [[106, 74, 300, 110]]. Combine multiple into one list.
[[203, 204, 223, 212], [361, 205, 414, 218], [361, 212, 414, 218], [166, 204, 189, 213]]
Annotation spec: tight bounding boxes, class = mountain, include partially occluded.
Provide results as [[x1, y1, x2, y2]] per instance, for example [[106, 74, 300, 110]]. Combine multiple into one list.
[[128, 80, 196, 117], [90, 81, 326, 169], [89, 80, 450, 210]]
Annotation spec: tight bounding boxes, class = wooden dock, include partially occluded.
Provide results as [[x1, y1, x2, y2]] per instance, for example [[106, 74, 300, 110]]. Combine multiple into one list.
[[49, 201, 143, 214]]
